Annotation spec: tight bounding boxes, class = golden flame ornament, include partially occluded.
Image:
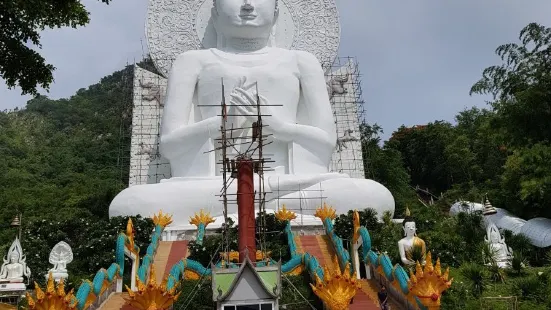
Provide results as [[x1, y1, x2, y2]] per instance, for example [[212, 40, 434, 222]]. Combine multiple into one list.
[[220, 250, 271, 262], [124, 265, 180, 310], [314, 203, 336, 222], [189, 209, 215, 227], [153, 210, 174, 228], [26, 273, 78, 310], [274, 205, 297, 221], [352, 210, 361, 243], [408, 252, 453, 309], [310, 256, 360, 310], [126, 218, 136, 252]]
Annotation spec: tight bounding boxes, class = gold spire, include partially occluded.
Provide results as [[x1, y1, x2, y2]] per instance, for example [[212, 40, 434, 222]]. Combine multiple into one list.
[[352, 210, 361, 243], [310, 256, 360, 310], [126, 218, 135, 252], [274, 205, 297, 221], [405, 206, 411, 217], [483, 196, 497, 215]]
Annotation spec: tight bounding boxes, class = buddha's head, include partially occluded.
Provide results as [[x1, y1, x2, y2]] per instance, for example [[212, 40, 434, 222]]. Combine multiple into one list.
[[212, 0, 279, 43], [9, 251, 19, 263], [402, 217, 416, 237]]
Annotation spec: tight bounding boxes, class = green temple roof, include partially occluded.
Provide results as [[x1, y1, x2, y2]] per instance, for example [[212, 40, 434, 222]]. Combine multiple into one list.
[[211, 259, 281, 302]]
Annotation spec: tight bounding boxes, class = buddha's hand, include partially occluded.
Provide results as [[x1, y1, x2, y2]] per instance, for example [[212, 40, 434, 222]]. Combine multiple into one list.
[[229, 87, 291, 139]]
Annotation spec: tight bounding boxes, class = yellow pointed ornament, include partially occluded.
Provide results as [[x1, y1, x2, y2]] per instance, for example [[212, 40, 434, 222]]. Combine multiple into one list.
[[310, 256, 360, 310], [408, 252, 453, 309], [26, 273, 78, 310], [124, 265, 180, 310]]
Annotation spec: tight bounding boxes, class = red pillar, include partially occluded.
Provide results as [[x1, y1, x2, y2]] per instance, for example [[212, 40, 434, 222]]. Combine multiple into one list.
[[237, 158, 256, 263]]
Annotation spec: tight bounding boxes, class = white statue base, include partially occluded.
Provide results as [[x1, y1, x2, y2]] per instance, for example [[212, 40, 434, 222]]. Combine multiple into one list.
[[0, 282, 25, 292], [46, 272, 68, 283], [110, 176, 395, 227], [160, 209, 326, 241]]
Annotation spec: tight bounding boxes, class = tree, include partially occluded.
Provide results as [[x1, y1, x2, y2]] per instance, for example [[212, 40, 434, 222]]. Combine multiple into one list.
[[501, 144, 551, 218], [0, 0, 111, 95], [386, 122, 457, 194], [361, 123, 417, 216], [469, 23, 551, 219], [470, 23, 551, 148]]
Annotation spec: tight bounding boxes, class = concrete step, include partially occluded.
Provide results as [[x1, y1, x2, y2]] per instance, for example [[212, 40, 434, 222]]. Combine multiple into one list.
[[97, 293, 129, 310]]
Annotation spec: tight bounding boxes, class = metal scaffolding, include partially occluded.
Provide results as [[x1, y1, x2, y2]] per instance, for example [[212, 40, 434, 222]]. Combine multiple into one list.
[[123, 56, 367, 188]]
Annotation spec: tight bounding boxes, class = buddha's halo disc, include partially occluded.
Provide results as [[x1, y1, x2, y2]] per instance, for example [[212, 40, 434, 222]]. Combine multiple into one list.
[[145, 0, 341, 77]]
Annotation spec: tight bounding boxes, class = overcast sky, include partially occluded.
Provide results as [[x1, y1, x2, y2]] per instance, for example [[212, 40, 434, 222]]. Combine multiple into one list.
[[0, 0, 549, 140]]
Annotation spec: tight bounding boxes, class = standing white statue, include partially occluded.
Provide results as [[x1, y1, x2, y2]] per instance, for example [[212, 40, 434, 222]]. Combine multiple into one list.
[[109, 0, 395, 225], [0, 237, 31, 283], [47, 241, 73, 282], [484, 222, 513, 268], [397, 211, 426, 266]]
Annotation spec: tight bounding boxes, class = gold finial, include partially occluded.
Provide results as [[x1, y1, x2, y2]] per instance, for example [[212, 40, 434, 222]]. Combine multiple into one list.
[[219, 250, 270, 262], [314, 203, 336, 222], [126, 218, 136, 252], [10, 215, 20, 227], [352, 210, 361, 243], [405, 206, 411, 217], [26, 273, 78, 309], [125, 265, 180, 309], [275, 205, 297, 221], [153, 210, 174, 228], [310, 256, 360, 310], [483, 195, 497, 215], [189, 209, 215, 227], [407, 252, 453, 309]]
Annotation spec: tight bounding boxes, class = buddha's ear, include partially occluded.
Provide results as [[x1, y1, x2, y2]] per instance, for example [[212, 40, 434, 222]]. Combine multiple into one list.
[[273, 5, 279, 23]]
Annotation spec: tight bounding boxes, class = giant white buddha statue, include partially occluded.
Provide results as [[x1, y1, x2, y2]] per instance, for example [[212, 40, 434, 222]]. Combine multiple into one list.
[[109, 0, 395, 225]]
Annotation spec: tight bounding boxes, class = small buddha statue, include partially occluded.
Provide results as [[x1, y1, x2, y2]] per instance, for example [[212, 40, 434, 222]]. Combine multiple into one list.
[[397, 211, 426, 266], [485, 222, 513, 268], [0, 238, 31, 283], [47, 241, 73, 282], [108, 0, 395, 225]]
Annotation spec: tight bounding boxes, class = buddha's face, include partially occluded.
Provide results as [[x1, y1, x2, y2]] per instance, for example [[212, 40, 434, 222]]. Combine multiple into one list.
[[213, 0, 277, 39], [489, 230, 500, 243], [9, 252, 19, 263], [403, 221, 416, 237]]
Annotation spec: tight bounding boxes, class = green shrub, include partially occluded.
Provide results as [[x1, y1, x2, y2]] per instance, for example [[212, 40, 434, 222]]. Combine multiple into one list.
[[460, 263, 486, 297]]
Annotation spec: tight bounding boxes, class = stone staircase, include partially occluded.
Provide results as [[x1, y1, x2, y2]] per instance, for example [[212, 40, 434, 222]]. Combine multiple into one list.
[[297, 235, 335, 269], [163, 240, 189, 278], [350, 283, 379, 310], [355, 279, 403, 310], [96, 293, 131, 310], [298, 234, 386, 309], [151, 240, 189, 282], [97, 241, 190, 310]]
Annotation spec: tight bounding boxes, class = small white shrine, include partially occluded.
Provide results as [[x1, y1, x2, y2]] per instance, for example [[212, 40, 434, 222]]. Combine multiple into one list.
[[46, 241, 73, 282], [0, 237, 31, 293]]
